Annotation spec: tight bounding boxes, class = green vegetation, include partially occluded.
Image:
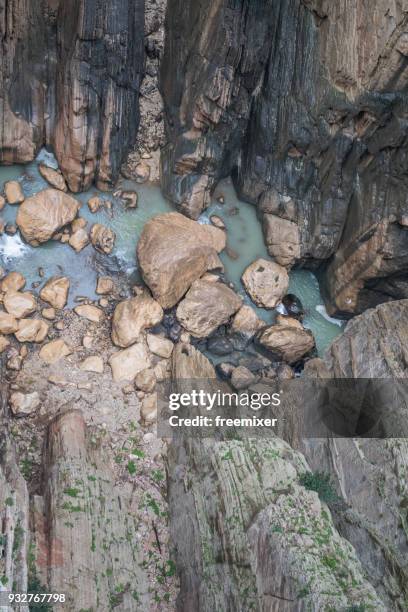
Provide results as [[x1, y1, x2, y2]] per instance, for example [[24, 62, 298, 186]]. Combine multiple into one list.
[[299, 471, 340, 505], [27, 576, 53, 611]]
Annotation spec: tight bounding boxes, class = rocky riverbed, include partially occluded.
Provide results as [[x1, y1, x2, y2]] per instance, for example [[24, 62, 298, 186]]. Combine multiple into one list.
[[1, 0, 408, 611]]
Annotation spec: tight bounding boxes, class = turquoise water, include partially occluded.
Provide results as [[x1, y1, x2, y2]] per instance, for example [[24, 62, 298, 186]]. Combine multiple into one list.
[[0, 151, 344, 355]]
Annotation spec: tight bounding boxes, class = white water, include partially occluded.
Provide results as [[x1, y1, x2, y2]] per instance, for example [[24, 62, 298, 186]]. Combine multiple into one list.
[[0, 151, 344, 355]]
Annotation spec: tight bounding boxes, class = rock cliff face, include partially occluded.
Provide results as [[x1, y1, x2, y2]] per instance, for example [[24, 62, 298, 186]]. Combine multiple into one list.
[[0, 0, 144, 191], [166, 343, 388, 611], [161, 0, 408, 315]]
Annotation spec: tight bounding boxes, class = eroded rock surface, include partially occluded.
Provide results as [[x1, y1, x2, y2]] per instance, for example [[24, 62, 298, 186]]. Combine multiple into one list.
[[0, 0, 145, 191], [137, 212, 225, 308], [161, 0, 408, 314]]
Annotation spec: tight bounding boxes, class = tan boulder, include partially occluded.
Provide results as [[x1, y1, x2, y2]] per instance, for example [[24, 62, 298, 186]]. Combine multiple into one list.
[[90, 223, 115, 254], [109, 342, 151, 383], [176, 279, 242, 338], [0, 336, 10, 353], [276, 314, 304, 329], [263, 214, 301, 267], [111, 293, 163, 348], [230, 305, 265, 339], [230, 366, 258, 390], [241, 258, 289, 308], [39, 339, 71, 364], [0, 195, 5, 210], [1, 271, 26, 292], [40, 276, 70, 309], [42, 307, 56, 320], [69, 229, 90, 252], [137, 212, 226, 309], [16, 189, 80, 245], [0, 311, 19, 334], [96, 276, 114, 294], [71, 217, 87, 232], [88, 196, 102, 213], [135, 368, 156, 393], [146, 333, 174, 358], [4, 180, 24, 204], [74, 304, 104, 323], [4, 291, 36, 318], [38, 164, 67, 192], [257, 322, 315, 364], [80, 356, 104, 373], [9, 391, 40, 417], [15, 319, 49, 343]]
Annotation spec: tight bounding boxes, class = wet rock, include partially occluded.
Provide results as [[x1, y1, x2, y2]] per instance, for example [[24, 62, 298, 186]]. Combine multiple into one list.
[[281, 294, 304, 319], [176, 279, 242, 338], [74, 304, 104, 324], [38, 164, 67, 192], [40, 276, 70, 310], [109, 342, 151, 383], [39, 339, 71, 364], [4, 223, 17, 235], [0, 336, 10, 353], [69, 228, 90, 252], [207, 336, 234, 356], [90, 223, 116, 254], [16, 189, 80, 245], [146, 333, 174, 358], [116, 189, 138, 209], [96, 276, 114, 295], [87, 196, 102, 213], [0, 218, 4, 234], [230, 365, 258, 390], [0, 311, 19, 334], [15, 319, 49, 343], [257, 321, 315, 364], [9, 391, 40, 417], [111, 293, 163, 348], [1, 271, 26, 293], [0, 196, 5, 210], [137, 212, 226, 308], [3, 291, 37, 318], [135, 368, 157, 393], [4, 181, 24, 204], [241, 259, 289, 309], [230, 305, 265, 339], [80, 356, 104, 374], [168, 323, 182, 343]]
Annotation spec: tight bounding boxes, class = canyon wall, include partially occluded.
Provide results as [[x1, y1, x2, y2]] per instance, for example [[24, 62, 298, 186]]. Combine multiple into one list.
[[0, 0, 144, 191], [161, 0, 408, 316]]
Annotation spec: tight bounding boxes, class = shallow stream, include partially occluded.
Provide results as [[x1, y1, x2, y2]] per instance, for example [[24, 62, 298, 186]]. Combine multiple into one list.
[[0, 150, 344, 356]]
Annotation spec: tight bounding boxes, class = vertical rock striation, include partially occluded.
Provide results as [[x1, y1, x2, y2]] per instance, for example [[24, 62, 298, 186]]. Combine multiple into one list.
[[161, 0, 408, 315], [0, 0, 144, 191]]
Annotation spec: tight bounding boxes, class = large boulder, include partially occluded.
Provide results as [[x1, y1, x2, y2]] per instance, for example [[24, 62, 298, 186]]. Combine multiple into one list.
[[137, 212, 226, 309], [257, 319, 315, 363], [15, 319, 49, 343], [3, 291, 37, 319], [241, 258, 289, 309], [176, 279, 242, 337], [16, 189, 80, 245], [111, 292, 163, 348]]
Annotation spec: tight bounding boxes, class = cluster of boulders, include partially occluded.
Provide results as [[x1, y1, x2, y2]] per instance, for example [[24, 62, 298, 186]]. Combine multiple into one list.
[[0, 175, 116, 254]]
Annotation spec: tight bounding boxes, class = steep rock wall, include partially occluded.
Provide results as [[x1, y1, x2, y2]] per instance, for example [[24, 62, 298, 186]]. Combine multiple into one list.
[[161, 0, 408, 315], [0, 0, 144, 191]]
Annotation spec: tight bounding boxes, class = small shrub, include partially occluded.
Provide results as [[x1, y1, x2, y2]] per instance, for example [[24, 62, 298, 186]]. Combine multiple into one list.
[[299, 471, 340, 504]]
